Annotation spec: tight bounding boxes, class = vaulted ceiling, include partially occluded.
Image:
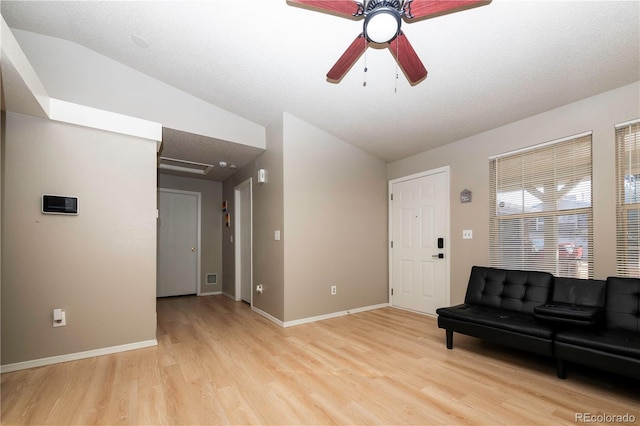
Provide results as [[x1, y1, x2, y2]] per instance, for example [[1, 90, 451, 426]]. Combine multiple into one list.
[[2, 1, 639, 165]]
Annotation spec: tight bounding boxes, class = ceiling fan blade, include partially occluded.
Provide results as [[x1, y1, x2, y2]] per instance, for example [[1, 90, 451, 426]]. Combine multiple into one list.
[[388, 32, 427, 84], [327, 33, 368, 81], [288, 0, 364, 18], [403, 0, 491, 20]]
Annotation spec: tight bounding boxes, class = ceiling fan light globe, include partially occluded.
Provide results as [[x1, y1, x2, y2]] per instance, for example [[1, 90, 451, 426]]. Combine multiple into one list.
[[364, 8, 401, 43]]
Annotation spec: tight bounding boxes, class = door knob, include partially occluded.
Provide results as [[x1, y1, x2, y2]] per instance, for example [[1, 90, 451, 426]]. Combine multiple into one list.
[[191, 247, 196, 252]]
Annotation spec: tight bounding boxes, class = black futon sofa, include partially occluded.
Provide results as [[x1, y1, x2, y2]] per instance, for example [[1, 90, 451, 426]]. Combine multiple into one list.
[[436, 266, 640, 380]]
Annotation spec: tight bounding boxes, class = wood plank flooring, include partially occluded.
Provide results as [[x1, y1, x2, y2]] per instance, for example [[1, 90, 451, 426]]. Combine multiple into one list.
[[2, 295, 639, 425]]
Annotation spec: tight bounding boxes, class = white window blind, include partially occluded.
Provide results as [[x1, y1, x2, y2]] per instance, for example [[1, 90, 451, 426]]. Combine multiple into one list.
[[489, 133, 593, 278], [615, 119, 640, 277]]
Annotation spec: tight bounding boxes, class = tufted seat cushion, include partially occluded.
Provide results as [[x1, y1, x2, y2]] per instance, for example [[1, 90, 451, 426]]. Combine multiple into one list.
[[436, 304, 554, 339], [464, 266, 554, 313], [555, 328, 640, 358]]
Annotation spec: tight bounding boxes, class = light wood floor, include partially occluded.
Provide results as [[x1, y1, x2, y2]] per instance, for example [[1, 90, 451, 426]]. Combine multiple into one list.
[[2, 295, 638, 425]]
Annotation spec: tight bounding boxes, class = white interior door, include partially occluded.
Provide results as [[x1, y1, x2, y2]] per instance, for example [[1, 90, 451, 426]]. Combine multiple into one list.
[[390, 169, 449, 314], [235, 179, 252, 303], [157, 189, 199, 297]]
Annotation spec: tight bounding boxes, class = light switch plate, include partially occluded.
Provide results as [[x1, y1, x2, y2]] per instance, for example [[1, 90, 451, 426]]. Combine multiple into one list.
[[274, 230, 281, 241]]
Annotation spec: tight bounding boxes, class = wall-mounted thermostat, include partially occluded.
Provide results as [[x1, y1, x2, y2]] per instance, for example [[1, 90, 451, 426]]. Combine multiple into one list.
[[42, 195, 79, 215]]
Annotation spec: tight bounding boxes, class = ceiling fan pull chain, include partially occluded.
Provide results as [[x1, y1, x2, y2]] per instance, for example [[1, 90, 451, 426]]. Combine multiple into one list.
[[363, 50, 368, 87], [395, 64, 399, 93], [394, 37, 399, 93]]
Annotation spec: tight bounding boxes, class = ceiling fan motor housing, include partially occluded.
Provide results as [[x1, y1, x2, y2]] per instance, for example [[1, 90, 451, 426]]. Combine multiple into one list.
[[364, 0, 402, 43]]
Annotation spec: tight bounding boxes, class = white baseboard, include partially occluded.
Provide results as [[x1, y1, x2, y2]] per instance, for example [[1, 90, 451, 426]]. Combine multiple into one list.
[[252, 303, 389, 328], [284, 303, 389, 327], [0, 339, 158, 373], [199, 291, 222, 296], [222, 291, 239, 301], [251, 306, 285, 327], [390, 304, 437, 318]]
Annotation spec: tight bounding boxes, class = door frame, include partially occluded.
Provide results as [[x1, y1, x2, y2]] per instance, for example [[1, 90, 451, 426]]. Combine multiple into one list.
[[157, 187, 202, 296], [234, 178, 253, 304], [388, 166, 451, 312]]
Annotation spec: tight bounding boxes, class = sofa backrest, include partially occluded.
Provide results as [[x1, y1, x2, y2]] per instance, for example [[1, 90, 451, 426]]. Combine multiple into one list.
[[464, 266, 554, 313], [605, 277, 640, 332], [552, 277, 606, 307]]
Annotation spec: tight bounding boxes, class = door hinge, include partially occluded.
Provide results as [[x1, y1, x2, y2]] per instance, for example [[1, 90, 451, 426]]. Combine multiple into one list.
[[390, 193, 393, 201], [390, 241, 393, 248], [391, 288, 394, 296]]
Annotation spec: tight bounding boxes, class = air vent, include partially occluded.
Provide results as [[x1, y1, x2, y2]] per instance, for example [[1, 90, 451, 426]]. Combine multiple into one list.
[[158, 157, 214, 175], [206, 273, 218, 285]]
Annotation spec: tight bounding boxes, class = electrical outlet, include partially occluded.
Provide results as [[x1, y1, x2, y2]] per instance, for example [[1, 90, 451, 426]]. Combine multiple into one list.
[[463, 229, 473, 239], [53, 309, 66, 327], [331, 285, 337, 295]]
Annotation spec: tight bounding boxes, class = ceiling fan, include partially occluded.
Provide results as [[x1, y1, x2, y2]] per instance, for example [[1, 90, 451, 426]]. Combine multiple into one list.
[[288, 0, 491, 85]]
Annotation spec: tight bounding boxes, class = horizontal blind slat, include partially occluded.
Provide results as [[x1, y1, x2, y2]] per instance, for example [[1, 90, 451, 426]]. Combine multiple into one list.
[[615, 121, 640, 277], [490, 134, 592, 278]]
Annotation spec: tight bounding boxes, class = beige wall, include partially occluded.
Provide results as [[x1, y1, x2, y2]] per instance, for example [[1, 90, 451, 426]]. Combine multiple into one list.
[[252, 118, 286, 319], [1, 112, 157, 365], [222, 117, 285, 319], [282, 113, 388, 322], [222, 113, 388, 323], [388, 82, 640, 305], [158, 174, 223, 294]]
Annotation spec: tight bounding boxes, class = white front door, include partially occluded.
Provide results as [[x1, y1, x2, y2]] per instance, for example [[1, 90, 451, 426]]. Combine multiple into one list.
[[235, 179, 252, 303], [390, 169, 449, 314], [157, 189, 199, 297]]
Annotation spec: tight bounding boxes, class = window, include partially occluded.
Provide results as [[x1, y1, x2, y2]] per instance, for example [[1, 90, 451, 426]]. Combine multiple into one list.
[[489, 132, 593, 278], [615, 119, 640, 277]]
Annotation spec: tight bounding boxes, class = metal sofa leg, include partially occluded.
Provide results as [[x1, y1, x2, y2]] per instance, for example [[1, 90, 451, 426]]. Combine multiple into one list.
[[557, 358, 567, 379], [445, 329, 453, 349]]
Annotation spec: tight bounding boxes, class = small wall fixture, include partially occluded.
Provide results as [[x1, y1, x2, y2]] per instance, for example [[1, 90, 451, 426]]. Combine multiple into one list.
[[258, 168, 267, 183], [460, 189, 472, 203]]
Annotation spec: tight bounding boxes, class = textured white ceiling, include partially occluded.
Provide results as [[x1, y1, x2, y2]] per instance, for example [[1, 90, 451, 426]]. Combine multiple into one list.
[[2, 0, 639, 163]]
